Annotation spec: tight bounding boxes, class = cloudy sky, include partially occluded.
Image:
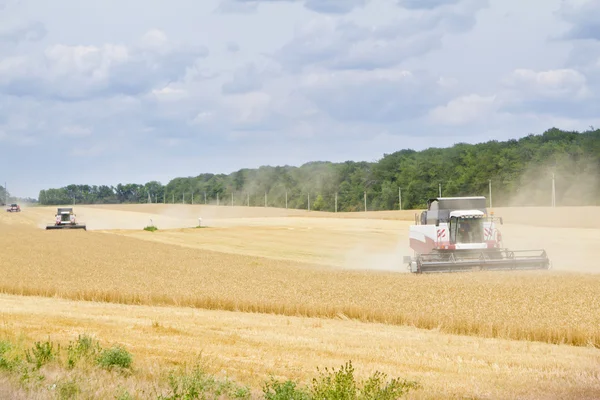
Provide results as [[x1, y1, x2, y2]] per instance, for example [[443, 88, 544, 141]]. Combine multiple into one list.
[[0, 0, 599, 197]]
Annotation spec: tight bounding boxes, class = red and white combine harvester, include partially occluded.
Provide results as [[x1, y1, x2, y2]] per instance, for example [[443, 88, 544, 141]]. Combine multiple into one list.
[[404, 196, 550, 273], [46, 207, 87, 230]]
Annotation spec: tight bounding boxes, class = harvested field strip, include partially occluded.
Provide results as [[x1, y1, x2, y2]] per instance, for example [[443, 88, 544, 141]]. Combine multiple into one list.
[[0, 283, 598, 349], [1, 223, 600, 348], [3, 294, 600, 399]]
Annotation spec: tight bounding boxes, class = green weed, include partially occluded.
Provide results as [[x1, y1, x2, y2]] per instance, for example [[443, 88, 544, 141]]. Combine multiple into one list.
[[157, 362, 251, 400], [264, 361, 420, 400], [25, 340, 56, 369], [67, 334, 102, 369], [97, 345, 133, 371]]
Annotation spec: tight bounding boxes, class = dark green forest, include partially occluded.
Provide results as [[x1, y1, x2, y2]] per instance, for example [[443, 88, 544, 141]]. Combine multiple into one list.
[[37, 127, 600, 210]]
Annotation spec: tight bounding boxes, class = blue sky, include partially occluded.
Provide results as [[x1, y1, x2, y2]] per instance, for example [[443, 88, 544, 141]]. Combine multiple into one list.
[[0, 0, 599, 198]]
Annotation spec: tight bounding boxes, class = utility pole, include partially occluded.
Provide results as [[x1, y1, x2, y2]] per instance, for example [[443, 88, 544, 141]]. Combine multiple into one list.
[[364, 191, 367, 212], [307, 193, 310, 211], [399, 187, 402, 210], [172, 193, 174, 203], [285, 191, 288, 209], [439, 183, 442, 197], [335, 192, 338, 213], [489, 180, 492, 208], [204, 192, 207, 204]]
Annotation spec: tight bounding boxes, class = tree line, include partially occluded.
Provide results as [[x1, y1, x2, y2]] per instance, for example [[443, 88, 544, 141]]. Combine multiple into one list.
[[37, 127, 600, 210]]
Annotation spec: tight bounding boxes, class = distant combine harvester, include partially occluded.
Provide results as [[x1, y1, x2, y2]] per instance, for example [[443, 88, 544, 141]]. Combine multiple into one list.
[[46, 207, 87, 230]]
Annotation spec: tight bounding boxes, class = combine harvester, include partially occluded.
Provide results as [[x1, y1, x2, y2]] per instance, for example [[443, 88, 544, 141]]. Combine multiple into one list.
[[6, 203, 21, 212], [46, 207, 87, 230], [404, 196, 550, 273]]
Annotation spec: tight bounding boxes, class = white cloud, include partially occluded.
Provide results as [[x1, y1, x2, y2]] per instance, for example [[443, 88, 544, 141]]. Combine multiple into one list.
[[71, 144, 106, 157], [0, 21, 46, 42], [226, 41, 240, 52], [428, 94, 498, 125], [303, 0, 369, 14], [557, 2, 600, 96], [217, 0, 368, 14], [495, 67, 597, 119], [427, 66, 597, 126], [297, 68, 455, 123], [502, 68, 590, 100], [0, 30, 208, 100], [272, 0, 488, 72], [223, 91, 271, 122], [397, 0, 461, 9], [60, 125, 92, 138], [151, 85, 188, 101], [556, 0, 600, 41], [190, 111, 214, 125], [215, 0, 259, 14], [221, 62, 265, 94]]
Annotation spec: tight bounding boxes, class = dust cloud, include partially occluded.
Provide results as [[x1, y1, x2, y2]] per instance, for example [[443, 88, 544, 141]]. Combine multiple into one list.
[[483, 156, 600, 273], [341, 242, 411, 273], [336, 218, 412, 273], [503, 155, 599, 209]]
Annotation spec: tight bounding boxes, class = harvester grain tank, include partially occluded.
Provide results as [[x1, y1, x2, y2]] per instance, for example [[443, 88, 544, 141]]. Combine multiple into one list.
[[404, 196, 549, 273], [46, 207, 86, 230]]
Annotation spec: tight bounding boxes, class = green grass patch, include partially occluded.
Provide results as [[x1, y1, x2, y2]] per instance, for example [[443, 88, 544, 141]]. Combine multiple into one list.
[[0, 335, 420, 399], [96, 345, 133, 371], [157, 362, 251, 400], [263, 360, 420, 400]]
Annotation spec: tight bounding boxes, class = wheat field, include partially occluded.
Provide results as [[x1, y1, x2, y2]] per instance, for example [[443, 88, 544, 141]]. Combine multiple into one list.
[[2, 293, 599, 399], [1, 203, 600, 398]]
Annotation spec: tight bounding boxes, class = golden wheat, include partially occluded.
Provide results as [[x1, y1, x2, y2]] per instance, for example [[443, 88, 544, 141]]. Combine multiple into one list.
[[3, 294, 600, 399], [1, 216, 599, 349]]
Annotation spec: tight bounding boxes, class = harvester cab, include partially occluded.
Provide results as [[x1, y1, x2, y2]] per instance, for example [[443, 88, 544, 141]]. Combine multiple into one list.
[[449, 210, 486, 245], [46, 207, 86, 230], [404, 196, 549, 273]]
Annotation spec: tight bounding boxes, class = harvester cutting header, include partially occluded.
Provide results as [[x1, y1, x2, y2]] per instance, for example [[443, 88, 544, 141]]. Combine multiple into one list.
[[404, 196, 549, 273], [46, 207, 86, 230]]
